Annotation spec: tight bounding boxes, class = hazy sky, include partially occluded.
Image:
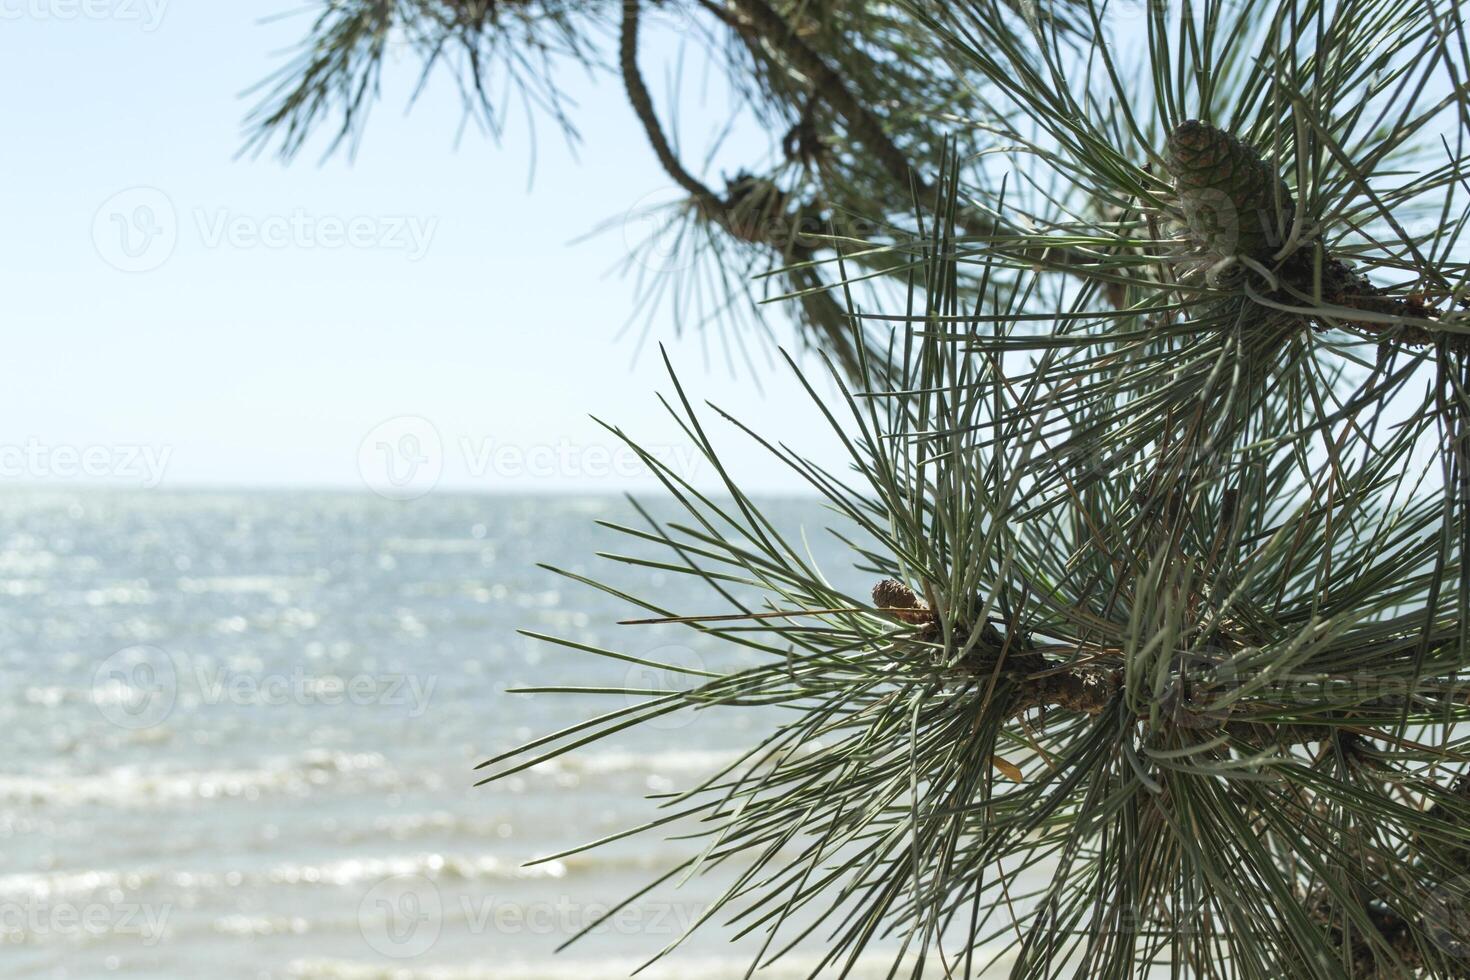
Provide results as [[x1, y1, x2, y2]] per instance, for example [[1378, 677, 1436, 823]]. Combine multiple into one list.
[[0, 2, 848, 497]]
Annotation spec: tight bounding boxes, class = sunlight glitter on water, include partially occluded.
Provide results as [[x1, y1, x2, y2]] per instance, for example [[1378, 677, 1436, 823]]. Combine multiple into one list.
[[4, 490, 968, 978]]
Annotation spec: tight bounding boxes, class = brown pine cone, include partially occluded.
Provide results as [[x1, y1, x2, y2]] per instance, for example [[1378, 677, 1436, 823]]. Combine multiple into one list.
[[872, 579, 934, 624], [1164, 119, 1294, 261]]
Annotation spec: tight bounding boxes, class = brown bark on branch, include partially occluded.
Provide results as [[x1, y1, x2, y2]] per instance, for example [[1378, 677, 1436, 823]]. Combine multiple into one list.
[[716, 0, 1099, 278], [619, 0, 722, 210], [872, 579, 1360, 746]]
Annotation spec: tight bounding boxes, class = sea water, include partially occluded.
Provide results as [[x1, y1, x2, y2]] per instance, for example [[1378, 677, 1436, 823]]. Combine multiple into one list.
[[0, 489, 1024, 978]]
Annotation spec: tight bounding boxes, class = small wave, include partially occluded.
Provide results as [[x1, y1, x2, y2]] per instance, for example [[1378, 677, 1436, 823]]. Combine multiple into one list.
[[0, 549, 57, 576], [81, 583, 155, 606], [213, 914, 311, 937], [0, 868, 139, 899], [531, 749, 743, 778], [284, 951, 988, 980], [22, 685, 74, 708], [383, 538, 492, 554], [0, 750, 399, 807], [176, 574, 322, 595], [333, 811, 511, 844], [268, 853, 567, 886], [0, 578, 47, 596], [0, 850, 568, 903]]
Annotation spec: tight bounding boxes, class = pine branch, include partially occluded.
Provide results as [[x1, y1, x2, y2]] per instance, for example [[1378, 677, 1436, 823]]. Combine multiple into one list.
[[247, 2, 1470, 974], [620, 1, 879, 375], [871, 577, 1414, 750], [715, 0, 1102, 279], [618, 0, 721, 209]]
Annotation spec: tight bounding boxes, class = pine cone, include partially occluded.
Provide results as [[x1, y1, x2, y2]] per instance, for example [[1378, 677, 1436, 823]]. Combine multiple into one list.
[[1164, 120, 1294, 260], [872, 578, 933, 624]]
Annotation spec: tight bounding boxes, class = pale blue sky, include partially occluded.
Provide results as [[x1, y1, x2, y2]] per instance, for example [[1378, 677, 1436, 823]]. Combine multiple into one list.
[[0, 2, 845, 496]]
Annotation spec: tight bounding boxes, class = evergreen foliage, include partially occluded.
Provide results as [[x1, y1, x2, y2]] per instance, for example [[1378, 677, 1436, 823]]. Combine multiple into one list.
[[257, 1, 1470, 975]]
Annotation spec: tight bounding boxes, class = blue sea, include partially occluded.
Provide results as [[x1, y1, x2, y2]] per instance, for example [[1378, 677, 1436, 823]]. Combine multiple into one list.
[[0, 489, 1023, 978]]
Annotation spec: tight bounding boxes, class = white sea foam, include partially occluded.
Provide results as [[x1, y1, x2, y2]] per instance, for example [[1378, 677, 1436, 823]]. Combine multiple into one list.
[[0, 747, 753, 812], [0, 548, 57, 576], [177, 574, 323, 595], [212, 914, 312, 937], [0, 868, 137, 899], [1, 491, 881, 973], [267, 853, 567, 886], [82, 582, 155, 606], [284, 951, 1012, 979], [383, 538, 494, 554], [0, 751, 399, 807], [530, 748, 744, 777], [0, 851, 569, 903]]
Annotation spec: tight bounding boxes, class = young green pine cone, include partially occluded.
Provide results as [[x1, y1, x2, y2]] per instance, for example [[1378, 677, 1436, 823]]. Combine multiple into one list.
[[872, 578, 934, 624], [1164, 120, 1294, 261]]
